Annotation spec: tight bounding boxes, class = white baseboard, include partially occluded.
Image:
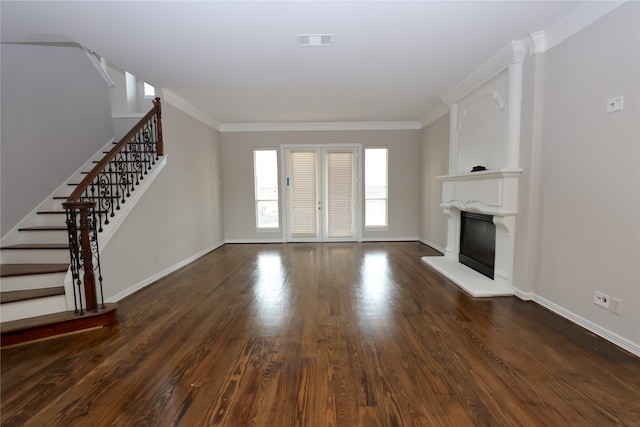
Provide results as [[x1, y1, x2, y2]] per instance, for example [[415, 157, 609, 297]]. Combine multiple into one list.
[[105, 240, 225, 303], [225, 239, 285, 244], [419, 239, 446, 254], [361, 237, 419, 242], [517, 292, 640, 358]]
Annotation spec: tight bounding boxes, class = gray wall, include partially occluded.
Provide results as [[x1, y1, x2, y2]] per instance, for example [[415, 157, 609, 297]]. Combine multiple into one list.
[[221, 130, 421, 242], [419, 114, 449, 252], [101, 102, 224, 300], [1, 43, 113, 235], [537, 2, 639, 344]]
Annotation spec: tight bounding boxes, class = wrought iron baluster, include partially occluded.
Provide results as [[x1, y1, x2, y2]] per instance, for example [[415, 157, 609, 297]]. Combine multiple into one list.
[[63, 99, 163, 318]]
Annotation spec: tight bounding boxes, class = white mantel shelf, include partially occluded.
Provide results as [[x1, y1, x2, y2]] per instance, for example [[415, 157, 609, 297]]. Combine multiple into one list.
[[438, 168, 522, 216], [437, 168, 523, 181]]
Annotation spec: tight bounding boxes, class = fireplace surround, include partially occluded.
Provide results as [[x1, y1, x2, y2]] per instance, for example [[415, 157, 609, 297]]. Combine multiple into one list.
[[422, 42, 526, 297], [422, 169, 521, 296]]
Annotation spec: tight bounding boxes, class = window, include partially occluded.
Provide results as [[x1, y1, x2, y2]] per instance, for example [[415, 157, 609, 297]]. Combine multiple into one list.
[[143, 82, 155, 98], [365, 147, 388, 227], [254, 149, 279, 229]]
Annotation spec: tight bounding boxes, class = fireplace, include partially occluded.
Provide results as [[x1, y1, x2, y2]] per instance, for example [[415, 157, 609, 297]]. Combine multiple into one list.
[[421, 169, 521, 297], [459, 212, 495, 279]]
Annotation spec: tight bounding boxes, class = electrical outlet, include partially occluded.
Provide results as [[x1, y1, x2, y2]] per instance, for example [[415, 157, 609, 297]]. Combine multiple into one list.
[[594, 291, 609, 309], [610, 298, 622, 315]]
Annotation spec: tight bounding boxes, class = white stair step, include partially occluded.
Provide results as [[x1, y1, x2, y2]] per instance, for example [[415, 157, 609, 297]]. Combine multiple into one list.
[[0, 271, 67, 292], [1, 294, 67, 323]]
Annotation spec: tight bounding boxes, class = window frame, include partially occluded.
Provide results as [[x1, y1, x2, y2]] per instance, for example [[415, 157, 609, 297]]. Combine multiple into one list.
[[143, 82, 155, 99], [364, 146, 389, 229], [253, 148, 280, 231]]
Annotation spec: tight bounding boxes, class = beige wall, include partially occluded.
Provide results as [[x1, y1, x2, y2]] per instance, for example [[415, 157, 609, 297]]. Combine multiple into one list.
[[419, 114, 449, 252], [221, 130, 421, 242], [536, 2, 639, 344], [1, 43, 113, 236], [100, 102, 224, 300]]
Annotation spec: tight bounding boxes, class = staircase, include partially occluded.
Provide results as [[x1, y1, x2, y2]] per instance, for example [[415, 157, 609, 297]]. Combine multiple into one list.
[[1, 98, 164, 346], [0, 154, 116, 346]]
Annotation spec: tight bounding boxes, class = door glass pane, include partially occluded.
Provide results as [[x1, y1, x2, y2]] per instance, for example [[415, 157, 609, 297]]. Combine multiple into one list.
[[290, 151, 317, 238], [326, 151, 353, 238]]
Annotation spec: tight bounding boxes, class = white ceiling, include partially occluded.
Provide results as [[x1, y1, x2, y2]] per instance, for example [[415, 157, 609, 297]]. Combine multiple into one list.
[[1, 1, 584, 126]]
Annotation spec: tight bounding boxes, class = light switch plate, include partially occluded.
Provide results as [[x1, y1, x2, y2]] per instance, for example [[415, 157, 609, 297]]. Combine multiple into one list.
[[606, 95, 624, 113]]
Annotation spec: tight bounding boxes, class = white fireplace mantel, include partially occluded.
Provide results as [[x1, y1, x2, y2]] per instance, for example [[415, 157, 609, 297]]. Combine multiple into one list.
[[440, 169, 522, 215], [423, 169, 522, 297], [422, 38, 526, 298]]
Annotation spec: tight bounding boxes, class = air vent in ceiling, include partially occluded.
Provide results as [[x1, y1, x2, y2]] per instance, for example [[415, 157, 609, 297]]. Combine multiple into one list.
[[298, 34, 333, 46]]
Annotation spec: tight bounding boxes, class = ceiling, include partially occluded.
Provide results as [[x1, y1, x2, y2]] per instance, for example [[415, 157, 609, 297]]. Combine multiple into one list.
[[1, 1, 584, 127]]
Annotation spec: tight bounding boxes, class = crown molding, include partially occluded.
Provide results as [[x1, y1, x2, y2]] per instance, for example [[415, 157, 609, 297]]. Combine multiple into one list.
[[543, 0, 627, 52], [162, 89, 221, 130], [420, 104, 449, 129], [219, 121, 421, 133], [442, 40, 526, 106]]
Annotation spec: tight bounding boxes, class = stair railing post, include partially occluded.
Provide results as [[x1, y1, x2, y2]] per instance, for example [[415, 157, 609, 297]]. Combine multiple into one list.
[[154, 97, 164, 156]]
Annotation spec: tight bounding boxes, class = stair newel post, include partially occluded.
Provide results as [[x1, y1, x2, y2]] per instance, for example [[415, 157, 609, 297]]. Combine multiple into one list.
[[153, 97, 163, 156], [63, 201, 98, 313]]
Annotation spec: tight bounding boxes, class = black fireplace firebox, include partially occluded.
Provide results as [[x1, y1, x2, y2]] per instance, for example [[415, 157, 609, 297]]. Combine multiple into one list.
[[459, 211, 496, 279]]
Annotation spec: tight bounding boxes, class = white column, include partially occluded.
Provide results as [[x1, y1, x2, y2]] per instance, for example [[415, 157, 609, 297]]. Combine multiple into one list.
[[448, 104, 458, 174], [505, 61, 523, 169]]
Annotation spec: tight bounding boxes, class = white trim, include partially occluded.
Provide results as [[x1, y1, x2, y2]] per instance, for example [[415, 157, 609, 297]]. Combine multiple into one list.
[[529, 31, 547, 54], [105, 241, 225, 303], [442, 41, 526, 107], [220, 121, 421, 133], [225, 239, 285, 244], [361, 237, 419, 242], [532, 294, 640, 358], [420, 105, 449, 129], [419, 239, 445, 254], [543, 1, 627, 52], [112, 113, 145, 119], [162, 89, 221, 130], [81, 46, 114, 88], [513, 287, 536, 301]]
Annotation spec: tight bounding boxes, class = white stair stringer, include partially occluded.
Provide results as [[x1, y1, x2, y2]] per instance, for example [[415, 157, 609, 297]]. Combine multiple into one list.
[[0, 138, 116, 248], [0, 133, 168, 324], [62, 155, 168, 315]]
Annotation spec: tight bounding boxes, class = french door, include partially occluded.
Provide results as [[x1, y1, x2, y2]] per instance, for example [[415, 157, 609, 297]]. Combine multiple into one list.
[[284, 146, 360, 242]]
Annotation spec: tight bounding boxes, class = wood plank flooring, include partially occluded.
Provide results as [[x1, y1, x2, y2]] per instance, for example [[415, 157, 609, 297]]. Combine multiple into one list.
[[2, 242, 639, 426]]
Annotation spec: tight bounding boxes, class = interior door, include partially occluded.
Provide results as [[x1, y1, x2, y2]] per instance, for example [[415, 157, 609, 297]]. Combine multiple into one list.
[[285, 146, 359, 242]]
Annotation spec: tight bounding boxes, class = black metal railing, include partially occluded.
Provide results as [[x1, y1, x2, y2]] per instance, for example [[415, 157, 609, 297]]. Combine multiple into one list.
[[63, 98, 163, 313]]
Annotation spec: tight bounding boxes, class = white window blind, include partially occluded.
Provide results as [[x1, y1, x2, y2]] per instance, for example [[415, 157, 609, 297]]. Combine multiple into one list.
[[290, 151, 317, 238], [365, 147, 388, 227], [326, 151, 353, 237], [254, 149, 279, 229]]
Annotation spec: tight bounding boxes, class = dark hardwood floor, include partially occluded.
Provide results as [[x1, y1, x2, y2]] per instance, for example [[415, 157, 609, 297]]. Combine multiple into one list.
[[2, 242, 639, 426]]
